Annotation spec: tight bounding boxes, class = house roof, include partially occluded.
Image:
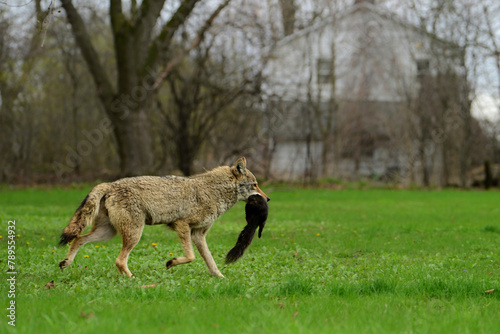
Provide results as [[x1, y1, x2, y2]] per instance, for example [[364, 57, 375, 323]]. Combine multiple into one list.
[[272, 1, 461, 54]]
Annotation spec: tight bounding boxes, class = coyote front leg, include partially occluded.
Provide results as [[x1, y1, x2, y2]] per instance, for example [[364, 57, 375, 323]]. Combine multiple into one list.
[[167, 220, 195, 270], [192, 227, 224, 278]]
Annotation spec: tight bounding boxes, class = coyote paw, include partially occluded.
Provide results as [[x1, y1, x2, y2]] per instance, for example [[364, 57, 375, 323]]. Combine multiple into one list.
[[59, 258, 70, 271], [166, 258, 176, 270]]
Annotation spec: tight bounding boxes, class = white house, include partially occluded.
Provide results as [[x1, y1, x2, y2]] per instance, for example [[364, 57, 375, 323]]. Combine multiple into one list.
[[263, 0, 467, 184]]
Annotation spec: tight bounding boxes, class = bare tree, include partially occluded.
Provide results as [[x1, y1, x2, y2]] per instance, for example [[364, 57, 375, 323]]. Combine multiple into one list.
[[304, 46, 338, 179], [152, 0, 270, 175], [0, 1, 44, 181], [59, 0, 231, 176], [480, 3, 500, 177], [159, 43, 253, 175], [391, 0, 482, 186]]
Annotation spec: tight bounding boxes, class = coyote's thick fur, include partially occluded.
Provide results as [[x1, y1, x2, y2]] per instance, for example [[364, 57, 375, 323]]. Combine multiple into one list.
[[58, 158, 269, 278]]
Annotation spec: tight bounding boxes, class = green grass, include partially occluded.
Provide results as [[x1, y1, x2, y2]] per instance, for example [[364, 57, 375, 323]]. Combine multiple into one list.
[[1, 186, 499, 333]]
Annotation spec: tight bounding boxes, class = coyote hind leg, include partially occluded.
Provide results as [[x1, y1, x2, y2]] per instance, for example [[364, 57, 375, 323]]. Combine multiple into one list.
[[114, 215, 145, 278], [166, 220, 195, 270], [59, 214, 116, 270], [115, 231, 143, 278]]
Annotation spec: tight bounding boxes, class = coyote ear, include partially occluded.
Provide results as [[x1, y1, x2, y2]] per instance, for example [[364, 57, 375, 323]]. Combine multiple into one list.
[[233, 157, 247, 176]]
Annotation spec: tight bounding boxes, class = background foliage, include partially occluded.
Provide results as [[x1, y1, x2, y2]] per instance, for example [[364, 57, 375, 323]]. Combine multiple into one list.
[[1, 0, 499, 185]]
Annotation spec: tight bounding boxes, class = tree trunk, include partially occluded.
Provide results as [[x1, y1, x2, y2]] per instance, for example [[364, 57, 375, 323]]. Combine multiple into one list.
[[321, 138, 328, 178], [459, 88, 472, 187], [484, 159, 492, 189], [419, 140, 430, 186], [110, 104, 154, 176], [175, 114, 194, 176], [177, 143, 194, 176]]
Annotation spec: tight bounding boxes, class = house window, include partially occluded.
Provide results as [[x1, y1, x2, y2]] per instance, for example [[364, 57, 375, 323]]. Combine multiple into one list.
[[416, 59, 430, 76], [317, 58, 333, 84]]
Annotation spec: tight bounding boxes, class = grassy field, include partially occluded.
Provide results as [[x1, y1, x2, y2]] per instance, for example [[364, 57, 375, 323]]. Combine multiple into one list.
[[1, 185, 499, 333]]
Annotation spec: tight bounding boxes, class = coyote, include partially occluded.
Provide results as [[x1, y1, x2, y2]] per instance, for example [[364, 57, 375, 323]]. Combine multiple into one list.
[[58, 157, 269, 278]]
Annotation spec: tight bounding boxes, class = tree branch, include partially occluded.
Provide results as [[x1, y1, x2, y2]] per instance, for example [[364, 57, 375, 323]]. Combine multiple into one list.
[[60, 0, 114, 105], [152, 0, 231, 89], [110, 0, 136, 92], [130, 0, 138, 16], [143, 0, 201, 73], [133, 0, 166, 69], [109, 0, 125, 32]]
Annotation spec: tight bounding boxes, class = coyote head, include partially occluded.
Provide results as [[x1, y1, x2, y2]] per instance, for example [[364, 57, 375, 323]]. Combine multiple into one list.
[[232, 157, 270, 202]]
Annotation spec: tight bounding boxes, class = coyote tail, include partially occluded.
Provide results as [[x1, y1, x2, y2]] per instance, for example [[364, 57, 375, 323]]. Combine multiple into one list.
[[225, 195, 269, 264], [58, 183, 110, 246]]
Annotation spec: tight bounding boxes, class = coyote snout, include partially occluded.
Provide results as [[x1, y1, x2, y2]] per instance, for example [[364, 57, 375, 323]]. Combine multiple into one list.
[[58, 157, 268, 278]]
